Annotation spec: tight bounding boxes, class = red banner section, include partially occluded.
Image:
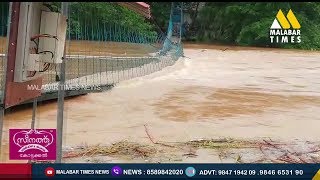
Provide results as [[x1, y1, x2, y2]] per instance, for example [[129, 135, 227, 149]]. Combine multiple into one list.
[[0, 164, 31, 179], [116, 2, 151, 19]]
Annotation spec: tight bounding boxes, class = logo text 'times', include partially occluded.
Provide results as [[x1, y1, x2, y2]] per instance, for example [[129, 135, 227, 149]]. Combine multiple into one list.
[[270, 9, 301, 44]]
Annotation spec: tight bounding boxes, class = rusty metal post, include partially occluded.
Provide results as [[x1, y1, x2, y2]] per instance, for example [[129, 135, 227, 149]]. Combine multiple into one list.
[[56, 2, 68, 163], [0, 2, 19, 161], [31, 98, 37, 129]]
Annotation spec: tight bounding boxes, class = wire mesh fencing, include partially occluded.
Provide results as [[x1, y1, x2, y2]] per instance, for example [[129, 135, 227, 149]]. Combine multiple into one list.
[[40, 2, 184, 94], [0, 2, 184, 99]]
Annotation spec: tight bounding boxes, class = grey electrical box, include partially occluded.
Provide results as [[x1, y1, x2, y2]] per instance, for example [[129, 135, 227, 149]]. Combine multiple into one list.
[[13, 2, 67, 82], [38, 11, 67, 64]]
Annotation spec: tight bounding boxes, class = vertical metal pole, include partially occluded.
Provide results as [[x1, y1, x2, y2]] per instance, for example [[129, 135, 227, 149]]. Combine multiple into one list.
[[56, 2, 68, 163], [28, 98, 37, 163], [31, 98, 37, 129], [179, 2, 184, 56], [179, 2, 183, 43], [0, 107, 4, 161], [0, 2, 13, 161]]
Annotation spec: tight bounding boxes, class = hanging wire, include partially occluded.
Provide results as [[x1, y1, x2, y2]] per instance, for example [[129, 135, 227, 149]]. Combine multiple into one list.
[[27, 2, 184, 96]]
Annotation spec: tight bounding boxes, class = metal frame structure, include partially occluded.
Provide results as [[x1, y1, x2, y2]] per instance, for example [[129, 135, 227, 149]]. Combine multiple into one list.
[[56, 1, 68, 163], [0, 2, 184, 163], [3, 2, 42, 109]]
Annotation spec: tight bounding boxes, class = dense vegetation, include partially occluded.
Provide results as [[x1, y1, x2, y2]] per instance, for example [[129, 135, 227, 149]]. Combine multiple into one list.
[[150, 2, 320, 50], [199, 3, 320, 50], [191, 2, 320, 50], [1, 2, 320, 50], [54, 2, 158, 41], [0, 2, 158, 41]]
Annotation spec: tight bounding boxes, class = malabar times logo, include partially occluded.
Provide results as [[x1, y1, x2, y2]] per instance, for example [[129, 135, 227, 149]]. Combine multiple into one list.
[[9, 129, 56, 160], [270, 9, 301, 44]]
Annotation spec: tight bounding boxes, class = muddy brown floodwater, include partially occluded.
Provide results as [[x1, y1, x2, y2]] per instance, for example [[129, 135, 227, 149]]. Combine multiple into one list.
[[1, 44, 320, 163], [153, 86, 320, 121]]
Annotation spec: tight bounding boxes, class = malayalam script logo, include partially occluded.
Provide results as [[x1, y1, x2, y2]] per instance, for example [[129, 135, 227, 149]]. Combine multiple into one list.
[[270, 9, 301, 44], [9, 129, 56, 160]]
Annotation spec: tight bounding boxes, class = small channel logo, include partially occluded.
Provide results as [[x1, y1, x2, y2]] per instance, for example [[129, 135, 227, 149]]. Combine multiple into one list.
[[111, 166, 123, 176], [9, 129, 56, 160], [45, 167, 55, 177], [269, 9, 301, 44], [185, 167, 196, 177]]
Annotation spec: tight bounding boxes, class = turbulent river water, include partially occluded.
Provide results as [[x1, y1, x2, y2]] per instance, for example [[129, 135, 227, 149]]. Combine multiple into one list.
[[1, 44, 320, 163]]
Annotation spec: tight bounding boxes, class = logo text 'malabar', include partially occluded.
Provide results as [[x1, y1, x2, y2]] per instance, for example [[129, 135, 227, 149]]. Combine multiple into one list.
[[270, 9, 301, 44]]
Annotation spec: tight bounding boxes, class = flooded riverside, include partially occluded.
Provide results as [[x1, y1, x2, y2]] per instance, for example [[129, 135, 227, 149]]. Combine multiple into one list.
[[1, 43, 320, 163]]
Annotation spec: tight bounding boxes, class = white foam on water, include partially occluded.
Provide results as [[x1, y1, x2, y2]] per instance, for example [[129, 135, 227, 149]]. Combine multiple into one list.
[[108, 48, 320, 97], [114, 57, 187, 89]]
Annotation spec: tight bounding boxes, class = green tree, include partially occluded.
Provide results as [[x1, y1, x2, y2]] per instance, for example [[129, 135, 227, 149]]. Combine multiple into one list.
[[195, 2, 320, 50]]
